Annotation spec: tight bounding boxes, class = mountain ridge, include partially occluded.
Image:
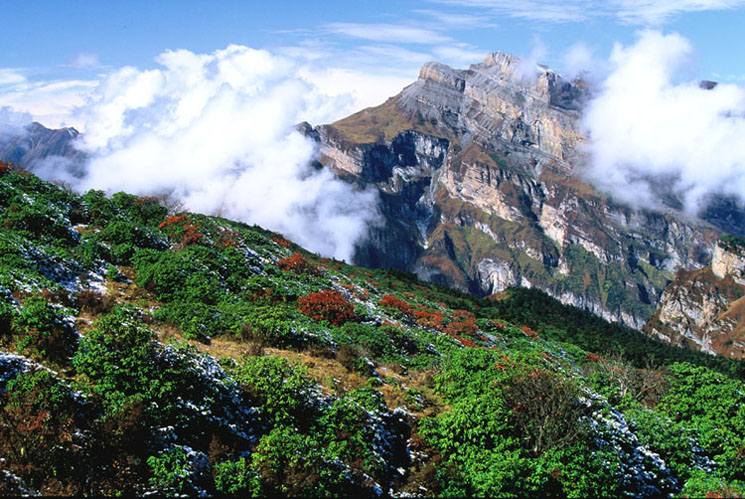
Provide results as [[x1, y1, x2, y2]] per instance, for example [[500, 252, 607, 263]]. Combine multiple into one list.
[[305, 52, 724, 331]]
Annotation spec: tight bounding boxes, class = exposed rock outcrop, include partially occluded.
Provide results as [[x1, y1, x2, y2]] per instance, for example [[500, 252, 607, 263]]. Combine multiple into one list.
[[645, 239, 745, 359], [711, 241, 745, 285]]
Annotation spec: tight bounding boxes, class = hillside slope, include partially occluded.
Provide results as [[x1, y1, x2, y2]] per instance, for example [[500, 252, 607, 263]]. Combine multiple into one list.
[[1, 165, 744, 496]]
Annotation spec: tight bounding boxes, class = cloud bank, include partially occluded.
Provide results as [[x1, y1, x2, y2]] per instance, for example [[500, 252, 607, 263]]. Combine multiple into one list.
[[583, 30, 745, 213], [59, 45, 381, 261]]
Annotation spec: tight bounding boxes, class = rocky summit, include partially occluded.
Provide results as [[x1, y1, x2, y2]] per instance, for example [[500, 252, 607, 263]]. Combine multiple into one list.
[[304, 52, 722, 330]]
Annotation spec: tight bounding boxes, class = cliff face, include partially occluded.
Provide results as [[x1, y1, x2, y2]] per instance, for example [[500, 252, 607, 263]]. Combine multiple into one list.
[[645, 240, 745, 359], [305, 52, 721, 329]]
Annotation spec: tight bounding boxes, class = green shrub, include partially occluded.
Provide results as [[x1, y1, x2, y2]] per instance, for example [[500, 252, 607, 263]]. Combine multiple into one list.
[[72, 306, 158, 412], [213, 457, 260, 496], [237, 305, 303, 348], [656, 363, 745, 481], [0, 300, 16, 340], [250, 426, 347, 497], [15, 297, 77, 364], [233, 356, 319, 429], [147, 445, 210, 496]]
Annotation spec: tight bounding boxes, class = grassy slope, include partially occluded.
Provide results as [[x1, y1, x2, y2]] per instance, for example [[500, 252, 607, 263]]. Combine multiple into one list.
[[0, 166, 744, 497]]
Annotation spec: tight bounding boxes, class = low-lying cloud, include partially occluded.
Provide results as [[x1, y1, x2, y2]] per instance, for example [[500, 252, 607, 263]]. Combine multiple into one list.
[[582, 30, 745, 214], [52, 45, 382, 261], [0, 106, 33, 139]]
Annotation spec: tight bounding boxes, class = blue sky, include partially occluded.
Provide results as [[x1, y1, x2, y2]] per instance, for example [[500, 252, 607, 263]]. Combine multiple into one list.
[[2, 0, 745, 128]]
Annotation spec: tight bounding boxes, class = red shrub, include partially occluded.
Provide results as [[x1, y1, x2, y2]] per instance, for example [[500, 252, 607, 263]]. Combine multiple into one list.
[[452, 335, 478, 348], [159, 215, 188, 229], [444, 310, 478, 337], [159, 215, 203, 246], [218, 229, 241, 248], [492, 319, 507, 330], [0, 161, 20, 176], [298, 289, 355, 326], [380, 294, 413, 316], [271, 236, 290, 248], [585, 352, 603, 363], [414, 308, 445, 329], [521, 325, 540, 340], [277, 252, 320, 275]]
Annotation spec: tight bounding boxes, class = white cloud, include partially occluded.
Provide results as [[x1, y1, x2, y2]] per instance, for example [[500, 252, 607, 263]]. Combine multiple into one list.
[[356, 44, 433, 65], [432, 0, 595, 22], [298, 66, 414, 117], [69, 52, 100, 69], [0, 69, 26, 86], [513, 36, 548, 83], [51, 45, 382, 261], [432, 45, 487, 66], [0, 106, 33, 139], [561, 42, 599, 78], [325, 22, 451, 44], [614, 0, 745, 24], [0, 78, 96, 129], [582, 30, 745, 213], [414, 9, 499, 27], [431, 0, 745, 24]]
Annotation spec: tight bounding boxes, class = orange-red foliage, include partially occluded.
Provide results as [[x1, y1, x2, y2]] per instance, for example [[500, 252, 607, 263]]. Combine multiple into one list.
[[494, 354, 518, 373], [218, 229, 241, 248], [297, 289, 355, 326], [271, 236, 290, 248], [521, 325, 540, 340], [159, 215, 203, 246], [414, 308, 445, 329], [159, 215, 188, 229], [277, 252, 320, 275], [452, 335, 478, 348], [585, 352, 603, 363], [380, 294, 413, 316], [444, 310, 478, 337], [0, 161, 22, 176], [491, 320, 507, 330]]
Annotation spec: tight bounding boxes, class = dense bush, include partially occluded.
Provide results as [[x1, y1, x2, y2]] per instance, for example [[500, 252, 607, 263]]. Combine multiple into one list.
[[233, 355, 320, 429], [14, 297, 77, 365], [656, 363, 745, 482]]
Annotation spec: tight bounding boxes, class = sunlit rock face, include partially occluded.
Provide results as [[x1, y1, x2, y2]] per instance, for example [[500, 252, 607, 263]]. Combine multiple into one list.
[[645, 240, 745, 359], [305, 52, 722, 330]]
